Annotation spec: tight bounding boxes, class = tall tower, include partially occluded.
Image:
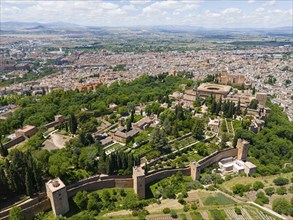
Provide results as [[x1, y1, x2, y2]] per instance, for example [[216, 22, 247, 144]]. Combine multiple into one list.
[[190, 161, 201, 181], [236, 139, 250, 161], [46, 178, 69, 216], [132, 166, 145, 200]]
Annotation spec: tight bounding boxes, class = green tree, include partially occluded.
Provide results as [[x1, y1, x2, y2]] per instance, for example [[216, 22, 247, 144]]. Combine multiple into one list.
[[73, 191, 89, 210], [0, 134, 8, 157], [272, 198, 291, 216], [249, 99, 258, 109], [255, 191, 269, 205], [276, 187, 287, 195], [48, 150, 71, 177], [25, 170, 33, 197], [9, 206, 24, 220], [69, 114, 78, 134], [192, 117, 205, 138], [265, 187, 275, 196], [253, 181, 264, 191], [273, 177, 289, 186]]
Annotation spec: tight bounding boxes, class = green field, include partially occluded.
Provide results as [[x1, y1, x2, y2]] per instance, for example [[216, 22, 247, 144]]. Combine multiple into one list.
[[203, 193, 236, 206], [209, 209, 228, 220], [190, 211, 204, 220]]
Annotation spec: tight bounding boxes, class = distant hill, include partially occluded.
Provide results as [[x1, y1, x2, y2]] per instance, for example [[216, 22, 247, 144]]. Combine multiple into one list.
[[1, 21, 292, 36]]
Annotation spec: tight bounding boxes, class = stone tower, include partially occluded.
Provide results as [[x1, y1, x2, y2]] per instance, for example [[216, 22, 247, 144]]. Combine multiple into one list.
[[236, 139, 250, 161], [132, 166, 145, 200], [46, 178, 69, 216], [190, 161, 200, 181]]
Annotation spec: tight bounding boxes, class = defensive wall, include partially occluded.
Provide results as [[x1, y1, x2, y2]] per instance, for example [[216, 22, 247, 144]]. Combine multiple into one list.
[[0, 139, 248, 219], [198, 148, 238, 169], [3, 136, 25, 149], [145, 167, 190, 184]]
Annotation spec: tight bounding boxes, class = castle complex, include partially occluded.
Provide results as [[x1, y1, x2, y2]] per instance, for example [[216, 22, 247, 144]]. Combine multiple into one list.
[[0, 139, 254, 219]]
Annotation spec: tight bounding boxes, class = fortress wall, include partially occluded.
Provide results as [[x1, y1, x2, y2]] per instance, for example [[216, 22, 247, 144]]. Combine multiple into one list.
[[0, 198, 50, 220], [145, 167, 190, 185], [22, 199, 51, 220], [44, 121, 59, 129], [3, 136, 25, 149], [115, 178, 133, 188], [100, 175, 132, 180], [67, 179, 116, 198], [198, 148, 238, 169], [67, 175, 101, 189]]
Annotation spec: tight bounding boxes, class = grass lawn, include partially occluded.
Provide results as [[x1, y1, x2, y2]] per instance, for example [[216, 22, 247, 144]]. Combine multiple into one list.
[[209, 209, 228, 220], [222, 172, 293, 192], [190, 211, 204, 220], [203, 193, 236, 206]]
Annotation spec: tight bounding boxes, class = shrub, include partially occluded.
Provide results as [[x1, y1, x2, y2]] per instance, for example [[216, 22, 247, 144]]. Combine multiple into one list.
[[182, 191, 188, 198], [119, 189, 127, 197], [207, 185, 217, 191], [9, 206, 24, 220], [73, 191, 89, 210], [253, 181, 264, 191], [273, 198, 291, 216], [183, 204, 189, 212], [163, 208, 171, 214], [276, 186, 287, 195], [132, 210, 139, 216], [234, 207, 241, 215], [178, 198, 186, 205], [191, 202, 197, 210], [265, 187, 275, 196], [255, 192, 269, 205], [170, 210, 178, 218], [179, 214, 187, 220], [273, 177, 289, 186]]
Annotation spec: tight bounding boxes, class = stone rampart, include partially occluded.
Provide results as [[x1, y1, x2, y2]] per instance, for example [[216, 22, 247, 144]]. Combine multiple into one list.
[[197, 148, 238, 169], [3, 136, 25, 149], [145, 167, 190, 184]]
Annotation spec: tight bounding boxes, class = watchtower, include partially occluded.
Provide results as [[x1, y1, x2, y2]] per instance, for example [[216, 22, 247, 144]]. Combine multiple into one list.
[[190, 161, 201, 181], [46, 178, 69, 216], [236, 139, 250, 161], [132, 166, 145, 199]]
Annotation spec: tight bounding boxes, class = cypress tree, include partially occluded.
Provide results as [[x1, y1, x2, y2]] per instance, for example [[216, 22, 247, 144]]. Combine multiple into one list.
[[211, 96, 217, 114], [227, 101, 234, 118], [144, 163, 148, 175], [236, 99, 242, 115], [0, 137, 8, 157], [69, 114, 78, 134], [216, 97, 222, 115], [25, 170, 33, 197], [0, 166, 10, 197]]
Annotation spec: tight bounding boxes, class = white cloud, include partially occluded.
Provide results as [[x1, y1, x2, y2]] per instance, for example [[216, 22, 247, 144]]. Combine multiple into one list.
[[248, 0, 255, 3], [268, 0, 276, 6], [128, 0, 151, 4], [0, 0, 291, 28], [222, 8, 242, 14], [256, 7, 265, 12]]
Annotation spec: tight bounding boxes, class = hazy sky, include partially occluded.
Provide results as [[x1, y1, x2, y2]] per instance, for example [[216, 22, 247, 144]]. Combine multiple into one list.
[[1, 0, 292, 28]]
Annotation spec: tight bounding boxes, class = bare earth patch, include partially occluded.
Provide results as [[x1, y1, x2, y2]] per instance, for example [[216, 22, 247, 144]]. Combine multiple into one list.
[[43, 133, 72, 151], [145, 199, 183, 213], [103, 209, 132, 217]]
